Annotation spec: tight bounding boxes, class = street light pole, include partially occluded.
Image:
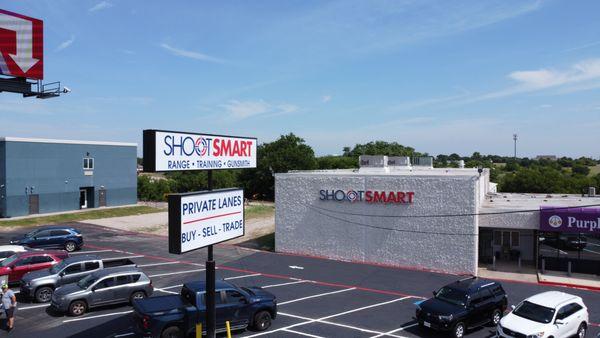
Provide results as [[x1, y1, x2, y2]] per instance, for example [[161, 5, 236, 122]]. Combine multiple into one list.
[[513, 133, 518, 160]]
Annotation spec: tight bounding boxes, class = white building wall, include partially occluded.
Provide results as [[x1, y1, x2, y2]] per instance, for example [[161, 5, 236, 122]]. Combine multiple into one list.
[[275, 172, 480, 275]]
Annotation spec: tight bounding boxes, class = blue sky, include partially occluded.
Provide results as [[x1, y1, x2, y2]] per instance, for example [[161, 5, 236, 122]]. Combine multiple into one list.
[[1, 0, 600, 158]]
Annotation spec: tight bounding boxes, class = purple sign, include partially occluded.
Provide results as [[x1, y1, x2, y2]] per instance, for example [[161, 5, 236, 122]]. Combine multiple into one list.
[[540, 207, 600, 233]]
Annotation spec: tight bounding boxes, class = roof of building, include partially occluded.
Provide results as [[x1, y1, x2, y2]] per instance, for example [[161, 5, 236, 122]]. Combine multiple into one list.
[[276, 167, 485, 177], [526, 291, 580, 308], [481, 193, 600, 211], [0, 137, 137, 147]]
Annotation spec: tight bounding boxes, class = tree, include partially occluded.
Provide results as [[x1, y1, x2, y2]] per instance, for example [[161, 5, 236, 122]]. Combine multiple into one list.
[[572, 164, 590, 176], [347, 141, 420, 157], [317, 156, 357, 169], [239, 133, 317, 200]]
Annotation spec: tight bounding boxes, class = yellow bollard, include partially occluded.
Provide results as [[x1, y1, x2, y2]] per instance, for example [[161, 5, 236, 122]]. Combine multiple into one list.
[[226, 321, 232, 338], [196, 323, 202, 338]]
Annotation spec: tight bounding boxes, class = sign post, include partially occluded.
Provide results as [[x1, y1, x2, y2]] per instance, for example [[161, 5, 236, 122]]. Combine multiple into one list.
[[146, 129, 256, 338]]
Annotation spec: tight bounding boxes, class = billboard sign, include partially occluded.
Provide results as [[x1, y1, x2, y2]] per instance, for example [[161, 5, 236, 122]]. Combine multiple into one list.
[[143, 129, 257, 172], [168, 189, 245, 254], [0, 9, 43, 79], [540, 206, 600, 233]]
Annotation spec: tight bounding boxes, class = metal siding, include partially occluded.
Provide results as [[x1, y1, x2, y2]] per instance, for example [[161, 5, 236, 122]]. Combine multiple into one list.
[[3, 141, 137, 217]]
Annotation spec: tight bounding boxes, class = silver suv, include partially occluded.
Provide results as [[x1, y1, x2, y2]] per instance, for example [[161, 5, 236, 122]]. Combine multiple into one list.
[[50, 267, 153, 316]]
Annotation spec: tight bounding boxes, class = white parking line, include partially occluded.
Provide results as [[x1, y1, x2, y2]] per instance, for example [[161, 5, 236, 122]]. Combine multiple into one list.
[[19, 303, 50, 310], [161, 284, 183, 290], [63, 310, 133, 323], [224, 273, 261, 281], [282, 328, 325, 338], [244, 297, 412, 338], [584, 248, 600, 255], [261, 280, 309, 288], [148, 268, 206, 278], [369, 323, 419, 338], [154, 287, 179, 295], [278, 287, 356, 305], [71, 250, 115, 254], [114, 333, 135, 338], [137, 261, 180, 268]]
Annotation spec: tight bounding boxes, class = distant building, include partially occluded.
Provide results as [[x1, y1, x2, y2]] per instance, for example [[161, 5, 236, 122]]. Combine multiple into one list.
[[535, 155, 557, 161], [0, 137, 137, 218]]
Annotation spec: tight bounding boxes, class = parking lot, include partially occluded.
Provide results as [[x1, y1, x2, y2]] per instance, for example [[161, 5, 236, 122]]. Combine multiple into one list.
[[0, 223, 598, 338]]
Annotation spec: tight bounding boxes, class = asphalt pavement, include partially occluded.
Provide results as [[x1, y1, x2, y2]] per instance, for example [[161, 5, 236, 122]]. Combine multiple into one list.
[[0, 222, 597, 338]]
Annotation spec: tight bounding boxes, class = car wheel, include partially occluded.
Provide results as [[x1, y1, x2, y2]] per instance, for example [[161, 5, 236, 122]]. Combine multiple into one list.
[[453, 322, 465, 338], [577, 322, 586, 338], [69, 300, 87, 316], [35, 286, 54, 303], [491, 308, 502, 326], [161, 326, 183, 338], [64, 241, 77, 252], [130, 291, 146, 303], [253, 310, 272, 331]]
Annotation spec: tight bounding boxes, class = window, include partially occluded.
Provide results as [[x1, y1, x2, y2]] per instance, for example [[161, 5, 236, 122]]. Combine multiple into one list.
[[50, 230, 70, 237], [95, 277, 115, 290], [84, 262, 100, 271], [83, 157, 94, 170], [490, 284, 504, 296], [493, 231, 501, 246], [15, 257, 34, 266], [225, 290, 245, 304], [35, 230, 52, 238], [511, 231, 520, 247], [132, 274, 141, 282], [0, 251, 15, 259], [31, 256, 54, 264], [64, 263, 83, 275], [557, 303, 583, 320], [115, 275, 130, 286]]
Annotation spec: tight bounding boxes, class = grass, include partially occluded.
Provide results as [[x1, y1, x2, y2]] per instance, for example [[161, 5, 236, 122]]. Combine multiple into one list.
[[245, 204, 275, 219], [0, 206, 165, 228]]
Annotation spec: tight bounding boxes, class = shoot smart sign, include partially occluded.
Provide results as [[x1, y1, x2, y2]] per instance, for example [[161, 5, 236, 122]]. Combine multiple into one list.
[[143, 130, 257, 172], [168, 189, 245, 254]]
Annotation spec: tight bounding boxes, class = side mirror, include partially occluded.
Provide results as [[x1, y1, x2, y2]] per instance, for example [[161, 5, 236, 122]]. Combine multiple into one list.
[[510, 305, 515, 310]]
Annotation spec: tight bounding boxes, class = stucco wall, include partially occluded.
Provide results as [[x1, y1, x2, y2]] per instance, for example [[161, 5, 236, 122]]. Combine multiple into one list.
[[275, 172, 480, 275], [2, 141, 137, 217], [479, 210, 538, 230]]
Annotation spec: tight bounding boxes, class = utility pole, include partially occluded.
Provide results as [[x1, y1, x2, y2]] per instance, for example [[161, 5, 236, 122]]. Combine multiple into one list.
[[513, 133, 518, 160]]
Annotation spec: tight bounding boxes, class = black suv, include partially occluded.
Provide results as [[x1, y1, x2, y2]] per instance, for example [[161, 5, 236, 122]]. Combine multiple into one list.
[[415, 277, 507, 338]]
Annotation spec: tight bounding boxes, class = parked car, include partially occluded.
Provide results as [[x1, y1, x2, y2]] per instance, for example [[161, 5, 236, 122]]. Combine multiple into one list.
[[21, 255, 137, 303], [497, 291, 588, 338], [10, 226, 84, 252], [50, 267, 152, 316], [132, 280, 277, 338], [0, 250, 69, 285], [0, 245, 30, 262], [415, 276, 507, 338]]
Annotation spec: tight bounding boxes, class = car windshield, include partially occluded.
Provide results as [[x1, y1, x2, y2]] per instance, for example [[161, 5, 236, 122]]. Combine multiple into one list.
[[25, 230, 39, 238], [0, 255, 19, 267], [50, 260, 70, 274], [435, 286, 467, 307], [77, 275, 98, 289], [513, 301, 555, 323]]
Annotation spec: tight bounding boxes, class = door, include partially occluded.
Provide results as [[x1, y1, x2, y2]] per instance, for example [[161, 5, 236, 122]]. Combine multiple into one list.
[[113, 275, 132, 302], [99, 189, 107, 207], [49, 230, 70, 248], [59, 263, 86, 285], [223, 289, 248, 327], [31, 230, 53, 248], [90, 277, 116, 306], [214, 291, 230, 328], [28, 194, 39, 215], [80, 189, 87, 209], [468, 289, 495, 326], [555, 303, 582, 337], [11, 257, 35, 282]]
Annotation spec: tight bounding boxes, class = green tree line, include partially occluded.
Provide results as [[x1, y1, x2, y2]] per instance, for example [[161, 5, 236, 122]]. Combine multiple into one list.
[[137, 134, 600, 201]]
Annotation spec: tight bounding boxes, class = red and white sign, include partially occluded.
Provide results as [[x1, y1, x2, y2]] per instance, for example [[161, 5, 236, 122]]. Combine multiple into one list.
[[0, 9, 43, 80]]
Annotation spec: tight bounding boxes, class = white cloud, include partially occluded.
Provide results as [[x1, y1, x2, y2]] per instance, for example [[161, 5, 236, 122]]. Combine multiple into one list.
[[160, 43, 226, 64], [322, 95, 332, 103], [538, 104, 553, 108], [89, 1, 113, 12], [221, 100, 298, 120], [55, 36, 75, 52]]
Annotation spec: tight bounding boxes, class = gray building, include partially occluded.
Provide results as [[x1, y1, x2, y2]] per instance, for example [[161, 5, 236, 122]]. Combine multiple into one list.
[[275, 155, 600, 276], [0, 137, 137, 218]]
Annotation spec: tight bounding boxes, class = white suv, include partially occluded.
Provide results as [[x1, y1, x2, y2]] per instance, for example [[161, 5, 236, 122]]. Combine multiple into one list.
[[497, 291, 588, 338]]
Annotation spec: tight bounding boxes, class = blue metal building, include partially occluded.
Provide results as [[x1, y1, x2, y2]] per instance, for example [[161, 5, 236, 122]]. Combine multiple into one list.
[[0, 137, 137, 218]]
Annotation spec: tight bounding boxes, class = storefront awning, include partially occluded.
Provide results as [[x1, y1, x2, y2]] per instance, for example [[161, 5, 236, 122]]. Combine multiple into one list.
[[540, 206, 600, 233]]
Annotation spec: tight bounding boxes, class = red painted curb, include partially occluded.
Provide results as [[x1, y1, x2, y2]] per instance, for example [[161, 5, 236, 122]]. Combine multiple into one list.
[[538, 280, 600, 292]]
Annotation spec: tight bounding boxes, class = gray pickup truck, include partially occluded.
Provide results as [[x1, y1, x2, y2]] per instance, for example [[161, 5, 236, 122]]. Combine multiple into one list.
[[20, 254, 137, 302]]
